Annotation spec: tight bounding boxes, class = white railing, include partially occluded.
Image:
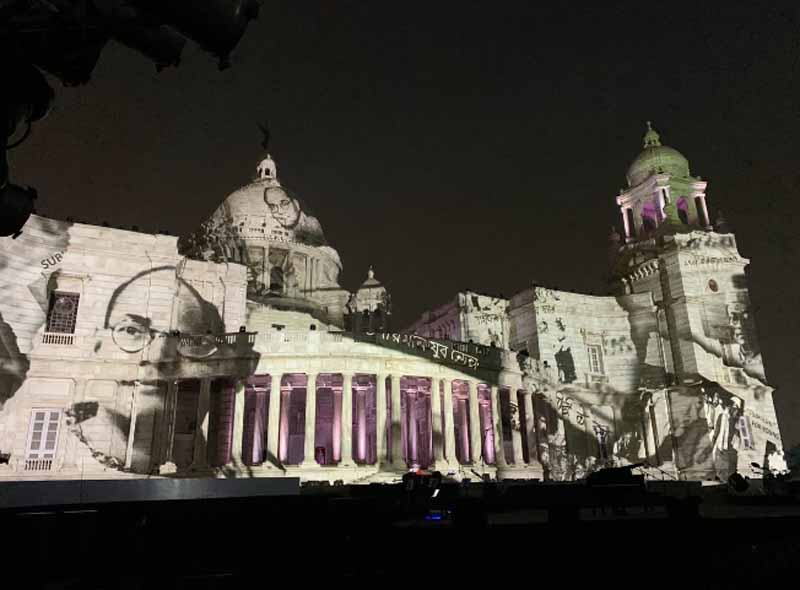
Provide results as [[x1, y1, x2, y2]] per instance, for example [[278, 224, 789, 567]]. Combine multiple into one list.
[[41, 332, 74, 345], [24, 458, 54, 471], [178, 332, 257, 348]]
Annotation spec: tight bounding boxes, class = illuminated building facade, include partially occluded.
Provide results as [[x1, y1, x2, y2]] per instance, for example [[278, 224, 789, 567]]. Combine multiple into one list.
[[0, 125, 784, 483]]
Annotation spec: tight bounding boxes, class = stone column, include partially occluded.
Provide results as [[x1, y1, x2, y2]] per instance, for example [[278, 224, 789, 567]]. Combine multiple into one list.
[[468, 381, 481, 464], [231, 380, 246, 465], [442, 378, 456, 467], [301, 372, 318, 468], [123, 382, 139, 470], [163, 381, 178, 466], [510, 390, 525, 465], [431, 378, 446, 470], [490, 385, 507, 469], [390, 374, 405, 470], [191, 379, 210, 470], [266, 374, 281, 467], [278, 386, 290, 464], [521, 390, 537, 464], [340, 372, 355, 467], [621, 207, 631, 240], [376, 374, 388, 467], [407, 391, 418, 466], [699, 195, 711, 229]]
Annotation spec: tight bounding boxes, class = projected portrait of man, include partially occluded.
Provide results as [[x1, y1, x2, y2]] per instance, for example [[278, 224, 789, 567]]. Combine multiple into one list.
[[264, 186, 326, 247], [74, 266, 258, 473], [101, 267, 227, 373], [696, 294, 766, 384], [724, 302, 763, 380]]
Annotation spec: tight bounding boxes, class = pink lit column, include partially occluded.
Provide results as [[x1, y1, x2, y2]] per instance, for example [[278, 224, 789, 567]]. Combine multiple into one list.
[[407, 391, 418, 467], [376, 374, 388, 467], [442, 378, 457, 467], [266, 374, 281, 467], [490, 386, 507, 469], [301, 373, 318, 468], [340, 373, 355, 467], [357, 387, 367, 462], [468, 381, 481, 464], [458, 398, 470, 462], [390, 375, 405, 470], [333, 387, 342, 461]]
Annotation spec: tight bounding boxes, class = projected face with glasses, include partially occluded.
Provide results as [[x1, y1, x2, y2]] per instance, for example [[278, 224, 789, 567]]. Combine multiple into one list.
[[101, 267, 227, 372]]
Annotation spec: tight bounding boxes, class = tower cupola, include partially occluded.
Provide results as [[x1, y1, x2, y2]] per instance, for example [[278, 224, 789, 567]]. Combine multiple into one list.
[[615, 122, 711, 243]]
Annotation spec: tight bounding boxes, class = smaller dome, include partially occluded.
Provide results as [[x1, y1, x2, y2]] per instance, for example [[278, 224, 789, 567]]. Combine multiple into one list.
[[626, 122, 690, 187], [360, 266, 380, 288], [354, 266, 390, 314]]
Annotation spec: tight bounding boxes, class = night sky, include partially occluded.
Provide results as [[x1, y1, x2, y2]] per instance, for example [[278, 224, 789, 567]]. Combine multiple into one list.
[[10, 3, 800, 447]]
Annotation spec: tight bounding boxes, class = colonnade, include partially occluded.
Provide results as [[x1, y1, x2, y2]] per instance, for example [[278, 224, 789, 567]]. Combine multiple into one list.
[[160, 372, 542, 475]]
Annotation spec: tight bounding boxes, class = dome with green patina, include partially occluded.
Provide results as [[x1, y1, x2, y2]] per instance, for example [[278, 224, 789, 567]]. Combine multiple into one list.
[[626, 122, 690, 187]]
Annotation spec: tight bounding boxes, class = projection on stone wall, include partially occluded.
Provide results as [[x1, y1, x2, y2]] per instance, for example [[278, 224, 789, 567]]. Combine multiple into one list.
[[0, 227, 260, 475], [0, 218, 71, 411], [263, 186, 326, 248], [699, 291, 765, 383], [71, 267, 260, 472]]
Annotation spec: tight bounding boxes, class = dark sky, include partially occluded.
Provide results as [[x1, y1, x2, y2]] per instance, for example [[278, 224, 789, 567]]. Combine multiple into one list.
[[11, 2, 800, 446]]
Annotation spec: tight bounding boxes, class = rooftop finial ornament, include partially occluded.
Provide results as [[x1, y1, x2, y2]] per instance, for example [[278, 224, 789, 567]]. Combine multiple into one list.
[[258, 120, 270, 152], [643, 120, 661, 148]]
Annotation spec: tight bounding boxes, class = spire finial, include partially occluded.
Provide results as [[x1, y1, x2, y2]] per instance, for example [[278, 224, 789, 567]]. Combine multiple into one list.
[[257, 121, 270, 152], [643, 120, 661, 148]]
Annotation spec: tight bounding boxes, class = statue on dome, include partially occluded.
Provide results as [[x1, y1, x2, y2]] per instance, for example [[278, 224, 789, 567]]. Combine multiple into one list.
[[264, 185, 326, 247], [256, 123, 277, 180]]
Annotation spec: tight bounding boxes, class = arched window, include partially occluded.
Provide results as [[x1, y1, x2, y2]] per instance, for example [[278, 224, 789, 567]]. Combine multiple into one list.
[[677, 197, 690, 225], [641, 201, 659, 233], [625, 208, 637, 237]]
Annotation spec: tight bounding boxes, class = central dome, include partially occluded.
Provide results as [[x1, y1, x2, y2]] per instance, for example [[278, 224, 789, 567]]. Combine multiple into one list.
[[179, 154, 348, 324], [626, 122, 690, 187]]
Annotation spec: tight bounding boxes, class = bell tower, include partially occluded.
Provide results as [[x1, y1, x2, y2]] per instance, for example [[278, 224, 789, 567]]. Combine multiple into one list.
[[609, 122, 782, 478]]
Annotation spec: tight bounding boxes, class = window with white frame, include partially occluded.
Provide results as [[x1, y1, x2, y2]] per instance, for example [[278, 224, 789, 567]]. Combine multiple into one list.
[[45, 292, 80, 334], [25, 409, 61, 469], [587, 344, 604, 374]]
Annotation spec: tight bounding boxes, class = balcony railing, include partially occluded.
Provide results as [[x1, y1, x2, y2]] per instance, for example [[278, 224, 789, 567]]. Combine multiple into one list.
[[41, 332, 74, 345], [178, 332, 257, 349], [24, 458, 54, 471]]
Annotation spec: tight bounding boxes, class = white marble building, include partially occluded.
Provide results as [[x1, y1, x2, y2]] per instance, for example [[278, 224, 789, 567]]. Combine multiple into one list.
[[0, 124, 784, 483]]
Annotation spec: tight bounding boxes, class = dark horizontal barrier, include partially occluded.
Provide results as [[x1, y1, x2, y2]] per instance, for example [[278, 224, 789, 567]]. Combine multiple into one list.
[[0, 476, 300, 509]]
